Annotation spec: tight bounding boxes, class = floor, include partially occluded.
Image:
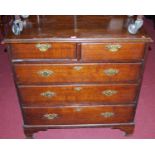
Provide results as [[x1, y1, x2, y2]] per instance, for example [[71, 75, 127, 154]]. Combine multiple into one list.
[[0, 19, 155, 139]]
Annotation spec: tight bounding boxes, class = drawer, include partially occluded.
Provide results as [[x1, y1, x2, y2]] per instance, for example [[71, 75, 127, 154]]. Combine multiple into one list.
[[81, 43, 145, 61], [11, 43, 76, 59], [23, 105, 135, 125], [14, 63, 142, 84], [19, 84, 138, 105]]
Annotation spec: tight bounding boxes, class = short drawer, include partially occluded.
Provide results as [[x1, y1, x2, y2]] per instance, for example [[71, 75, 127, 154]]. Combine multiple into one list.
[[14, 63, 142, 84], [19, 84, 138, 105], [11, 43, 76, 59], [23, 105, 135, 125], [81, 43, 145, 61]]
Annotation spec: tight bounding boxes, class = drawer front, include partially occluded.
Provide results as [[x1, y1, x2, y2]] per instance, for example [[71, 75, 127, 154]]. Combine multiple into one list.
[[14, 63, 142, 84], [81, 43, 145, 61], [11, 43, 76, 59], [23, 105, 135, 125], [19, 84, 138, 105]]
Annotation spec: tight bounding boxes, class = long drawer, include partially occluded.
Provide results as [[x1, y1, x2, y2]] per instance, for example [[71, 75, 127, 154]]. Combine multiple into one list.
[[19, 84, 138, 105], [81, 43, 145, 61], [14, 63, 142, 84], [23, 105, 135, 125], [11, 43, 76, 59]]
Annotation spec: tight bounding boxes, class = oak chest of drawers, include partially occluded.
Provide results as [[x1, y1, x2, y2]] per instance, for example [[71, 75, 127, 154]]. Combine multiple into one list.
[[4, 16, 152, 138]]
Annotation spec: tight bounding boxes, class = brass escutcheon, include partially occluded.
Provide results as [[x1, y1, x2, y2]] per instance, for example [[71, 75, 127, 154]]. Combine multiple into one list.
[[36, 43, 51, 52], [75, 107, 82, 112], [102, 90, 118, 96], [74, 87, 82, 92], [37, 70, 54, 77], [103, 68, 119, 76], [43, 113, 58, 120], [73, 66, 83, 71], [40, 91, 56, 98], [105, 44, 122, 52], [100, 112, 115, 118]]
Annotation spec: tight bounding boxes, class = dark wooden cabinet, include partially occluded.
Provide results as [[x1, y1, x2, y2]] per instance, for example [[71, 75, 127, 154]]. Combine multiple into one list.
[[3, 16, 152, 138]]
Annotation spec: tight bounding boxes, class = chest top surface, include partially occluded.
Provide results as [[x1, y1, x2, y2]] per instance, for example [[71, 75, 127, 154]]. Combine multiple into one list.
[[4, 15, 152, 43]]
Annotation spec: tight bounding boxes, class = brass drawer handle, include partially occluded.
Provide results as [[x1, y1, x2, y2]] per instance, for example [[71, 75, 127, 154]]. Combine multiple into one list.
[[43, 113, 58, 120], [102, 90, 118, 96], [73, 66, 83, 71], [36, 43, 51, 52], [37, 70, 54, 77], [103, 68, 119, 76], [100, 112, 115, 118], [40, 91, 56, 98], [74, 87, 82, 92], [105, 44, 122, 52]]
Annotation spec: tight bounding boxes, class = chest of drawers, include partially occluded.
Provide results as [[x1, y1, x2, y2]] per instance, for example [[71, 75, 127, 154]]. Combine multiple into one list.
[[4, 16, 152, 138]]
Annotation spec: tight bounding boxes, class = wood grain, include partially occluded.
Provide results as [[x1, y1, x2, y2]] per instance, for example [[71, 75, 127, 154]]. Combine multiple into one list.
[[11, 43, 76, 59], [23, 105, 135, 125], [82, 43, 145, 61], [19, 84, 138, 105], [14, 63, 142, 84]]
